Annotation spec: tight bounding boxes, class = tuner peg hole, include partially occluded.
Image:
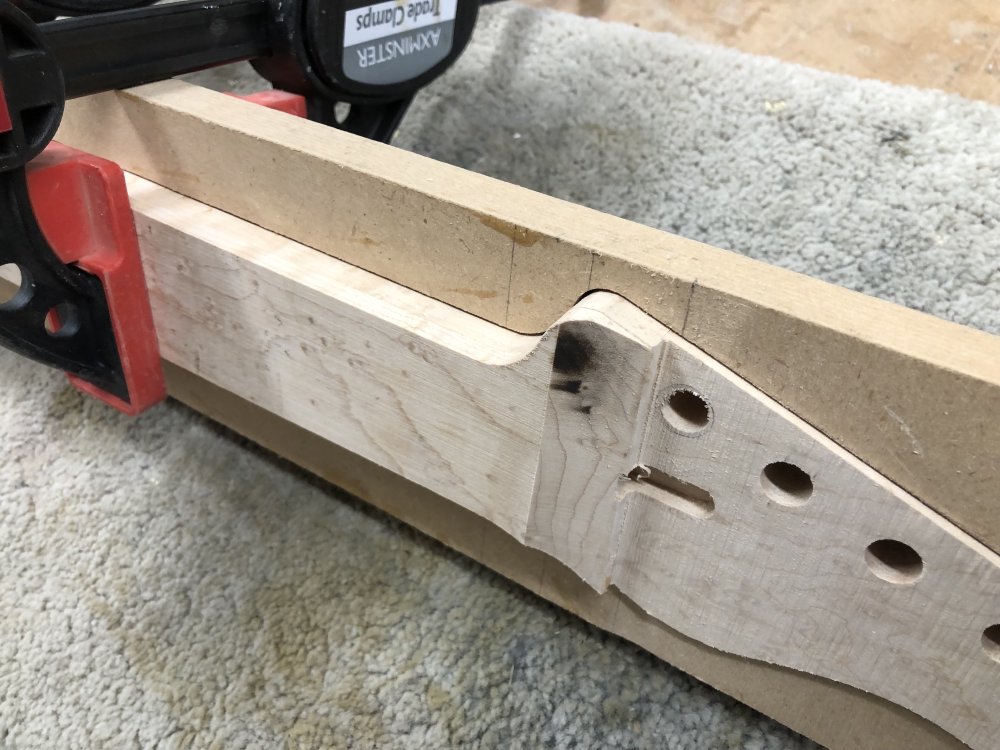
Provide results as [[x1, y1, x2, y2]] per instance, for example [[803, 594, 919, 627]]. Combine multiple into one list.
[[662, 388, 712, 435], [865, 539, 924, 585]]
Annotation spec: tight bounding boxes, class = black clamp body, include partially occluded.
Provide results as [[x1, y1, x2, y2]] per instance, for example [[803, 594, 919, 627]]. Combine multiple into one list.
[[254, 0, 480, 138], [0, 3, 129, 399], [0, 0, 486, 405], [36, 0, 482, 139]]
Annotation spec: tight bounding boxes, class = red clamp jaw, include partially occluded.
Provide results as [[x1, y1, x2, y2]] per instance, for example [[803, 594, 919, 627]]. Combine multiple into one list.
[[25, 143, 166, 415], [2, 90, 306, 415], [3, 91, 307, 417], [19, 92, 304, 414], [0, 3, 163, 415]]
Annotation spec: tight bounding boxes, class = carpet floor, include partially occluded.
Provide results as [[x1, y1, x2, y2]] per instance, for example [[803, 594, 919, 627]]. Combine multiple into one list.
[[3, 3, 998, 748]]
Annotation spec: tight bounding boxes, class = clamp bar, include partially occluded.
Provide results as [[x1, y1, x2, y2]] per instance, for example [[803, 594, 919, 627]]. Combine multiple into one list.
[[41, 0, 271, 99]]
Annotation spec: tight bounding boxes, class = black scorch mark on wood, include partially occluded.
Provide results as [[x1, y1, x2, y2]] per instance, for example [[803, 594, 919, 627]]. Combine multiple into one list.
[[551, 327, 598, 415], [551, 379, 583, 394], [553, 328, 595, 376]]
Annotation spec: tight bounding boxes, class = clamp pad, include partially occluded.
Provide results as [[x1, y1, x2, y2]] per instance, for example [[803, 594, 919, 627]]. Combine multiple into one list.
[[27, 142, 165, 414]]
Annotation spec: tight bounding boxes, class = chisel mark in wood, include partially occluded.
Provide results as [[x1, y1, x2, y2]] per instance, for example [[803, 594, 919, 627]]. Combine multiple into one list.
[[624, 465, 715, 518], [504, 236, 515, 327], [680, 279, 697, 336], [885, 406, 924, 456], [477, 214, 544, 247]]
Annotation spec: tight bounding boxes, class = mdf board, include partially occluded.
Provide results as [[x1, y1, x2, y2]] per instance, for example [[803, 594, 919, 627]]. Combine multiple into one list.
[[524, 0, 1000, 105]]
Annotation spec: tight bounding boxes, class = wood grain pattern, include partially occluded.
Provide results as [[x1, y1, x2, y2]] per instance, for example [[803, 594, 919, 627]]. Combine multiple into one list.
[[55, 83, 1000, 559], [524, 0, 1000, 104], [166, 361, 967, 750], [125, 172, 1000, 748]]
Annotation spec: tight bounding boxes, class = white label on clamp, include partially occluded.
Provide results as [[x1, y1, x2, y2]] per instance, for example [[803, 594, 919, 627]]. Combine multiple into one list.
[[344, 0, 459, 47]]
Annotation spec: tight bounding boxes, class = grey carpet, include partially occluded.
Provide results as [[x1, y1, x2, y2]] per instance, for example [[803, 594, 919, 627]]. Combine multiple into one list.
[[3, 2, 998, 748]]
